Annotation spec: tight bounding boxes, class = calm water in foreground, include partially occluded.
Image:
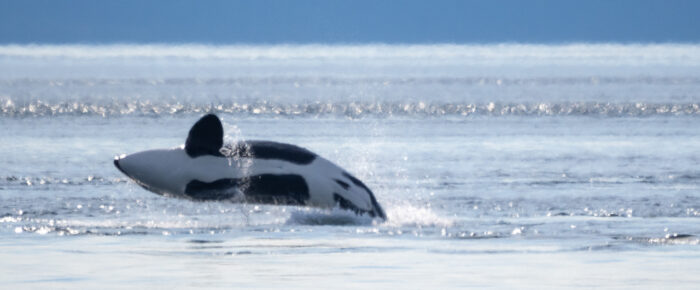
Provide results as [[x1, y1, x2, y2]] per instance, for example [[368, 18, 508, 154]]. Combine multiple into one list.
[[1, 44, 700, 288]]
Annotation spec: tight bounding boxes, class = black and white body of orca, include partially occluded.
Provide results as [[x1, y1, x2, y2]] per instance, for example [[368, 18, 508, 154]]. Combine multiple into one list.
[[114, 114, 386, 220]]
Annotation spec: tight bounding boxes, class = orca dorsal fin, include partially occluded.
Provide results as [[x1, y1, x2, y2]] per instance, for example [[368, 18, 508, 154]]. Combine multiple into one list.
[[185, 114, 224, 157]]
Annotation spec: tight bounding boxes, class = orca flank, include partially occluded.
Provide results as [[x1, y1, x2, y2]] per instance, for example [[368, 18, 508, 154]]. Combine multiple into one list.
[[114, 114, 387, 220]]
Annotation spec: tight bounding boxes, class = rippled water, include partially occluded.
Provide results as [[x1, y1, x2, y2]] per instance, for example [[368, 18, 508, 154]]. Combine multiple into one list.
[[1, 44, 700, 288]]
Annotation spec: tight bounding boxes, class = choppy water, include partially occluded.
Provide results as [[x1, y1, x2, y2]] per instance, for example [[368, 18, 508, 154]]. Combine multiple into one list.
[[1, 44, 700, 288]]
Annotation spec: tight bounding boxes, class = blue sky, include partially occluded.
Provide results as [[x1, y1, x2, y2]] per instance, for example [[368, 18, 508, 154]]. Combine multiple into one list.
[[1, 0, 698, 44]]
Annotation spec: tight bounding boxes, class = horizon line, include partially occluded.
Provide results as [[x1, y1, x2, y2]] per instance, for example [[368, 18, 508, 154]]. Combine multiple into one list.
[[2, 41, 700, 46]]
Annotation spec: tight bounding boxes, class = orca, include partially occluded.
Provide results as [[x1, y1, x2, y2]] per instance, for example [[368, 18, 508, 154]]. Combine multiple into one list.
[[114, 114, 386, 220]]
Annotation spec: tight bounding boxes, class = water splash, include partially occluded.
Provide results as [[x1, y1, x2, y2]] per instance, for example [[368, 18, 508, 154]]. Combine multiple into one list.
[[382, 204, 454, 228]]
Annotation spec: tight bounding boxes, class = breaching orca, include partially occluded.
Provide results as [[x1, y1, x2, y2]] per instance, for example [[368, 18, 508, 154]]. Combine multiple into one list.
[[114, 114, 386, 220]]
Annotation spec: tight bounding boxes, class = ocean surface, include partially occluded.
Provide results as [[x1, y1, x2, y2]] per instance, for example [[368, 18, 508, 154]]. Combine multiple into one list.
[[1, 44, 700, 289]]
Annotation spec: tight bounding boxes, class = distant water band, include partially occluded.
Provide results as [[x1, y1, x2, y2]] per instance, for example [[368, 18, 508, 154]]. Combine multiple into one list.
[[2, 100, 699, 117]]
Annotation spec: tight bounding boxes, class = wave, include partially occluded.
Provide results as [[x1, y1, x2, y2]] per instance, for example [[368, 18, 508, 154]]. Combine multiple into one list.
[[616, 234, 700, 246], [2, 99, 699, 118], [286, 207, 376, 226]]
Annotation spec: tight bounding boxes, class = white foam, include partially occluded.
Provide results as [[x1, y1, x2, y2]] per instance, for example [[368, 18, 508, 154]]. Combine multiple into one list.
[[382, 203, 454, 228], [283, 204, 454, 228]]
